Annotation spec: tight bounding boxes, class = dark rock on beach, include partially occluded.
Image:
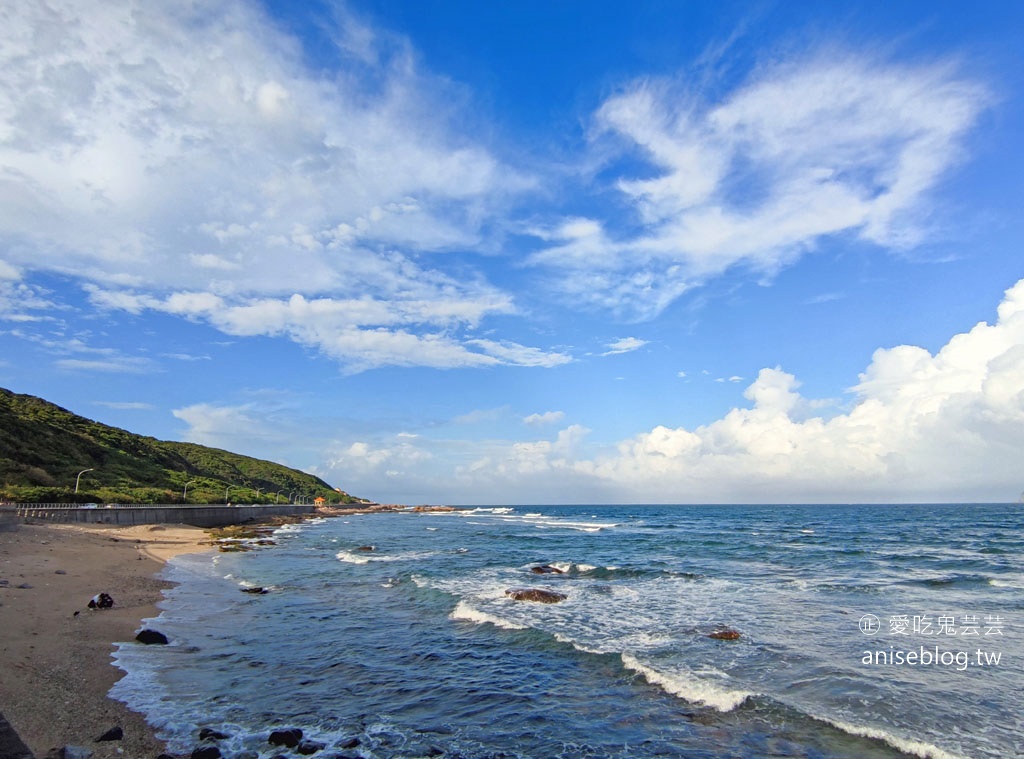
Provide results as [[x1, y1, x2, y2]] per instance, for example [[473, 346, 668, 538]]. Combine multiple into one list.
[[297, 739, 326, 754], [0, 709, 35, 759], [505, 588, 567, 603], [268, 727, 304, 748], [44, 747, 92, 759], [339, 736, 361, 749], [87, 592, 113, 609], [95, 726, 123, 742], [241, 586, 269, 594], [135, 628, 169, 645]]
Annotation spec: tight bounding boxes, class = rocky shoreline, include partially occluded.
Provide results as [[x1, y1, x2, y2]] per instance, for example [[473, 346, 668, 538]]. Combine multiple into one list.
[[0, 504, 465, 758]]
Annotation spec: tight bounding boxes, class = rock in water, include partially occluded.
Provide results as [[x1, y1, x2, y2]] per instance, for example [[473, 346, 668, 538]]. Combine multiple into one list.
[[198, 728, 231, 741], [241, 586, 269, 594], [87, 593, 114, 609], [505, 588, 567, 603], [530, 565, 565, 574], [268, 728, 304, 748], [707, 628, 742, 640], [297, 740, 326, 755], [135, 629, 169, 645], [356, 545, 375, 552], [190, 747, 222, 759], [95, 726, 123, 742]]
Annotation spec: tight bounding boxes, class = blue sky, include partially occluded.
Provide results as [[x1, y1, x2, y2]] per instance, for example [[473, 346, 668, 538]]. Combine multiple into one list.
[[1, 0, 1023, 504]]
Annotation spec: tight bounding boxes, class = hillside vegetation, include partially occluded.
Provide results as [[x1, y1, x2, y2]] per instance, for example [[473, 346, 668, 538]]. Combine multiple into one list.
[[0, 387, 363, 505]]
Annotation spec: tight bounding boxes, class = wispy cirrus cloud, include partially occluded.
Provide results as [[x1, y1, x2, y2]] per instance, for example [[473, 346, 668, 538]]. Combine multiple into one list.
[[601, 337, 648, 356], [0, 0, 561, 372], [55, 357, 155, 374], [530, 54, 990, 320]]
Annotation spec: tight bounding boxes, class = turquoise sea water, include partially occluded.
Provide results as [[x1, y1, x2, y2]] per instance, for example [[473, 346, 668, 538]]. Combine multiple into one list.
[[111, 504, 1022, 758]]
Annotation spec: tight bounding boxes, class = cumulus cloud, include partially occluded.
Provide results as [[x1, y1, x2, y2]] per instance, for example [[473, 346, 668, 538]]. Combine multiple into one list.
[[191, 280, 1024, 504], [0, 0, 557, 370], [530, 55, 990, 319], [600, 280, 1024, 501], [523, 410, 566, 426], [427, 279, 1024, 503]]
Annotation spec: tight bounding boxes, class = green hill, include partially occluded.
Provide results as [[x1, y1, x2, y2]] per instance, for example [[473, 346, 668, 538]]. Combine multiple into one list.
[[0, 387, 363, 505]]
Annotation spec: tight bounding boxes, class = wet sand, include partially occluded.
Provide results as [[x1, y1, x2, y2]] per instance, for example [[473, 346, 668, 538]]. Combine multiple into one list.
[[0, 521, 211, 758]]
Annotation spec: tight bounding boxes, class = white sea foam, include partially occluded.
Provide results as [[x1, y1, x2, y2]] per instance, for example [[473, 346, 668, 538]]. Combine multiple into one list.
[[821, 717, 967, 759], [336, 550, 370, 564], [453, 507, 618, 532], [988, 575, 1024, 588], [337, 549, 440, 564], [539, 561, 600, 574], [621, 653, 754, 712], [450, 600, 528, 630]]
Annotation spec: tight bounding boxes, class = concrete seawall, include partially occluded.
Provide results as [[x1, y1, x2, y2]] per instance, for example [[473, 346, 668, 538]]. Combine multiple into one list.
[[2, 503, 316, 528]]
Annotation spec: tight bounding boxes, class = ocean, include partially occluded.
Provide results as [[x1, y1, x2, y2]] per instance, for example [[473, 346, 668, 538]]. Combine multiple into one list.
[[111, 504, 1021, 758]]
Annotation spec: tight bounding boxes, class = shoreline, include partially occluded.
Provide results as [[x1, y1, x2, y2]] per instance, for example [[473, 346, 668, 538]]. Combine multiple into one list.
[[0, 521, 211, 758]]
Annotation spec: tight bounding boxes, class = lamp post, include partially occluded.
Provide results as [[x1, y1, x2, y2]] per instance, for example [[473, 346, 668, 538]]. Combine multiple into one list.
[[183, 480, 197, 501], [274, 490, 283, 503], [255, 487, 263, 503], [288, 490, 296, 503], [225, 485, 234, 504], [74, 468, 94, 494]]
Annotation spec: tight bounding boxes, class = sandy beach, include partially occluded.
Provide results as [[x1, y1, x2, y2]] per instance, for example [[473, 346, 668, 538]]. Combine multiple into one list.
[[0, 520, 211, 758]]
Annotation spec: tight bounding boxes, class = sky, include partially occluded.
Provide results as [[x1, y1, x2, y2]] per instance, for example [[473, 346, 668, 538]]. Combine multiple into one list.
[[1, 0, 1023, 504]]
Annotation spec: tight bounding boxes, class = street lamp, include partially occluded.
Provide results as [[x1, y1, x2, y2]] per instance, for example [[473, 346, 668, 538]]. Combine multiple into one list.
[[274, 490, 283, 503], [225, 485, 235, 504], [255, 487, 263, 502], [288, 490, 296, 503], [74, 468, 94, 494], [183, 480, 197, 501]]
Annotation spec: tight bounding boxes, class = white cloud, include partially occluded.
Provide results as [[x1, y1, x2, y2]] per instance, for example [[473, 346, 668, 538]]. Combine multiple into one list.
[[94, 401, 154, 410], [530, 55, 989, 319], [523, 410, 566, 426], [229, 279, 1023, 504], [578, 279, 1024, 502], [602, 337, 649, 356], [0, 0, 548, 371], [453, 408, 507, 425], [173, 403, 275, 449], [161, 352, 212, 362], [55, 357, 154, 374], [83, 283, 570, 372], [400, 279, 1024, 503]]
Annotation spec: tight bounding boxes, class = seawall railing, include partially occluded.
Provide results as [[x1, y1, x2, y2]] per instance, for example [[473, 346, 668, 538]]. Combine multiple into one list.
[[0, 503, 317, 528]]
